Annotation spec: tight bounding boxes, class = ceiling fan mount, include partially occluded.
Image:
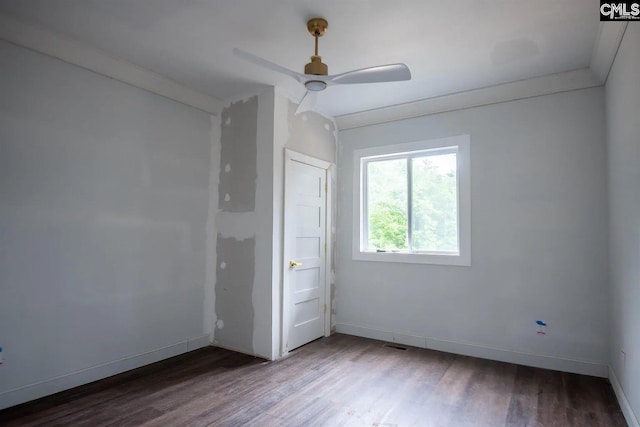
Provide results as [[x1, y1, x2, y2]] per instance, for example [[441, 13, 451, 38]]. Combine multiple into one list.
[[306, 18, 328, 38]]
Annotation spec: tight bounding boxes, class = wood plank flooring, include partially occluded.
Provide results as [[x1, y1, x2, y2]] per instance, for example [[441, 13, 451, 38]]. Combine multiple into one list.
[[0, 334, 626, 426]]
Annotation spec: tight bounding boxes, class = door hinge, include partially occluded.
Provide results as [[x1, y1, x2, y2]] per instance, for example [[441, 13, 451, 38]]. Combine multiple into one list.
[[325, 181, 328, 193], [325, 242, 327, 253], [324, 304, 327, 313]]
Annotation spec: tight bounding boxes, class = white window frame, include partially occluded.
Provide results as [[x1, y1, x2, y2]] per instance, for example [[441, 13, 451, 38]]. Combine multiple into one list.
[[352, 134, 471, 266]]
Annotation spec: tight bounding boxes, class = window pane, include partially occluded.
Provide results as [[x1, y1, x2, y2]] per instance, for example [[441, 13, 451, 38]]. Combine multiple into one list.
[[366, 158, 408, 250], [411, 152, 458, 253]]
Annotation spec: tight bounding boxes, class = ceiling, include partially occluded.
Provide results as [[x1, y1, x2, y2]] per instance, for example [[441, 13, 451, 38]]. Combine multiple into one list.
[[0, 0, 599, 117]]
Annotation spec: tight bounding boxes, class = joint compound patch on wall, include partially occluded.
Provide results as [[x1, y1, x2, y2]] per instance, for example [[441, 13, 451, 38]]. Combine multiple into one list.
[[219, 97, 258, 212], [287, 100, 337, 163], [330, 168, 338, 330], [204, 114, 222, 340], [214, 235, 255, 353]]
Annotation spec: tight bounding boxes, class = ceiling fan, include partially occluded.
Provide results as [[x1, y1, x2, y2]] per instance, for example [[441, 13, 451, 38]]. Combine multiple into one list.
[[233, 18, 411, 114]]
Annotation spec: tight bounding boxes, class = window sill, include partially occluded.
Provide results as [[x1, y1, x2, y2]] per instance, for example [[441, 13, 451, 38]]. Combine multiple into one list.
[[353, 250, 471, 266]]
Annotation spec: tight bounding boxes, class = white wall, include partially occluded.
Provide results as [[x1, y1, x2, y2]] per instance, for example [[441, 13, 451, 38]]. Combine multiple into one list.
[[0, 41, 214, 409], [606, 24, 640, 426], [336, 87, 609, 376]]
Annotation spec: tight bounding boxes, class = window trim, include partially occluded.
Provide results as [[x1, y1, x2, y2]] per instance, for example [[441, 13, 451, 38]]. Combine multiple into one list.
[[352, 135, 471, 266]]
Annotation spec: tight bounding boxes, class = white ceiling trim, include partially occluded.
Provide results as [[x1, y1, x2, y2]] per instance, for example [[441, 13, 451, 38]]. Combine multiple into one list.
[[335, 68, 602, 130], [0, 13, 223, 115], [590, 21, 628, 84]]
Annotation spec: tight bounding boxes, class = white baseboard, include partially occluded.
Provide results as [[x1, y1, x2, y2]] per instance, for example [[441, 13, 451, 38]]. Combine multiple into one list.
[[336, 323, 608, 378], [187, 335, 212, 352], [0, 334, 210, 411], [609, 366, 640, 427]]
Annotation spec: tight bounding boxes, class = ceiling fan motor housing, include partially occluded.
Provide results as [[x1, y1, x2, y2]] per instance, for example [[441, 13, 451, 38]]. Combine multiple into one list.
[[305, 56, 328, 76]]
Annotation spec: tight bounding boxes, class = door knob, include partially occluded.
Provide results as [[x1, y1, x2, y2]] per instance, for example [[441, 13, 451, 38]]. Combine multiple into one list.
[[289, 260, 303, 268]]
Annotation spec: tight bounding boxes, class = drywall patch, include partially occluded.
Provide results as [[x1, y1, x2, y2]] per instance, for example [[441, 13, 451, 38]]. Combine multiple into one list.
[[219, 97, 257, 212], [286, 100, 337, 163], [330, 167, 338, 330], [214, 235, 255, 353], [216, 211, 257, 240], [204, 114, 221, 340], [330, 280, 337, 331]]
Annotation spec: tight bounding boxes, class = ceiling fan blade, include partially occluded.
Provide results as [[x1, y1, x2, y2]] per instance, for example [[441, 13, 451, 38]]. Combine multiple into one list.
[[295, 91, 318, 115], [328, 63, 411, 85], [233, 48, 306, 84]]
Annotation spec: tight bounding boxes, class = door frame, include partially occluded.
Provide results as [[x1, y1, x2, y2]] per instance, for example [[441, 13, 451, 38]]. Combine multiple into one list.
[[282, 148, 333, 356]]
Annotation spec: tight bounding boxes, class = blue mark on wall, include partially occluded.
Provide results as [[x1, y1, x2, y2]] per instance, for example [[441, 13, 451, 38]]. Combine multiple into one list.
[[536, 320, 547, 335]]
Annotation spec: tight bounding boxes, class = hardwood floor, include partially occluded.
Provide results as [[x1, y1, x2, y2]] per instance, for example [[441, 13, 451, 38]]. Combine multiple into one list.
[[0, 334, 626, 426]]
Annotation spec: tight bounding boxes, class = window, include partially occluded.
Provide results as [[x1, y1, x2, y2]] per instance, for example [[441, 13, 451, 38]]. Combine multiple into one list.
[[353, 135, 470, 266]]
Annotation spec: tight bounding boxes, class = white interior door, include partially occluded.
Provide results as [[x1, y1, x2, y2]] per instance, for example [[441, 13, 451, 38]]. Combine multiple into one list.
[[283, 150, 328, 352]]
